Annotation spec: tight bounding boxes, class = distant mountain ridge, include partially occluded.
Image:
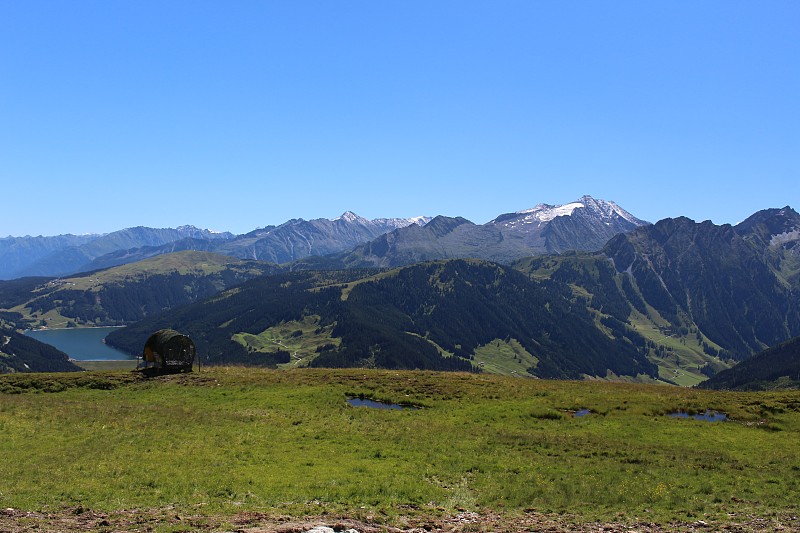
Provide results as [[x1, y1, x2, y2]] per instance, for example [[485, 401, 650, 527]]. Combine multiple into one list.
[[0, 226, 235, 280], [1, 197, 645, 279], [0, 215, 431, 280], [0, 234, 99, 280], [83, 213, 434, 272], [210, 212, 433, 265], [327, 196, 648, 268]]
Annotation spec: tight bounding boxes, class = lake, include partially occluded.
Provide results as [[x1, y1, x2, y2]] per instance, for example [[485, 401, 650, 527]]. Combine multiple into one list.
[[26, 327, 136, 361]]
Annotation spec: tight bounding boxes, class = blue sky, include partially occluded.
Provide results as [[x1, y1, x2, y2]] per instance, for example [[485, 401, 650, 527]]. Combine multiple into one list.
[[2, 1, 798, 237]]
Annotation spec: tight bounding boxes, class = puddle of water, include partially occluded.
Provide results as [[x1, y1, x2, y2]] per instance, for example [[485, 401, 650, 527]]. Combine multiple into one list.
[[574, 409, 591, 417], [347, 397, 416, 410], [668, 410, 727, 422]]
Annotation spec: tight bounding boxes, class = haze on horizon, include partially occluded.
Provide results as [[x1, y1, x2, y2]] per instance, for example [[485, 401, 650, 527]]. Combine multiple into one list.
[[1, 2, 798, 238]]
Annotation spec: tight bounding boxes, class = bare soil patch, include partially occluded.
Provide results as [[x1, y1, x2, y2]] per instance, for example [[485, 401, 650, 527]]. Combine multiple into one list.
[[1, 507, 797, 532]]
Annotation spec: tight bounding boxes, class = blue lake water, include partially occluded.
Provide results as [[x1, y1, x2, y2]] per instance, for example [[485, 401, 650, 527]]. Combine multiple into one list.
[[26, 327, 135, 361]]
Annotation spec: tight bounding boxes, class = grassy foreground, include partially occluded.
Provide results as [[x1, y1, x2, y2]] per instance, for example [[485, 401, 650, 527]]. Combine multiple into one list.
[[0, 368, 798, 530]]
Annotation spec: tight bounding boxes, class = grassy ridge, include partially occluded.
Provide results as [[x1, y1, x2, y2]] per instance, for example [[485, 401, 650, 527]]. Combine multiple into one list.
[[0, 369, 798, 526]]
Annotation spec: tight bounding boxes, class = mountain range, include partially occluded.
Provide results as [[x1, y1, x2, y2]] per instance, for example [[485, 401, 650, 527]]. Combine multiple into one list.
[[1, 196, 643, 279], [317, 196, 647, 269], [0, 226, 234, 280], [2, 198, 799, 387], [0, 215, 432, 280], [103, 203, 799, 385], [514, 206, 800, 382]]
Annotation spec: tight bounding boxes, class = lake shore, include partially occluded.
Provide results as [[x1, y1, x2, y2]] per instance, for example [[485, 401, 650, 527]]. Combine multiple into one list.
[[24, 325, 127, 332], [26, 326, 136, 361]]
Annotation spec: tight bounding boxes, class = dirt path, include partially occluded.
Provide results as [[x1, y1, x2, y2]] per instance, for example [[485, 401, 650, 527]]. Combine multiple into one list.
[[1, 507, 797, 532]]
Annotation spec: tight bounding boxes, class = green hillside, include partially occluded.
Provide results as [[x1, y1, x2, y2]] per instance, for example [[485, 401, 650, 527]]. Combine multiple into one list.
[[698, 336, 800, 391], [106, 260, 657, 379], [0, 323, 81, 373], [1, 251, 279, 329], [515, 254, 732, 386], [514, 213, 800, 386]]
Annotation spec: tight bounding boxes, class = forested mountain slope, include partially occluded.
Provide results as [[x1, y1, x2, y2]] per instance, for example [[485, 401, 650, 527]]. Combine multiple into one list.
[[605, 213, 800, 357], [0, 324, 81, 373], [0, 251, 280, 329], [107, 260, 657, 379], [515, 208, 800, 385], [697, 336, 800, 390]]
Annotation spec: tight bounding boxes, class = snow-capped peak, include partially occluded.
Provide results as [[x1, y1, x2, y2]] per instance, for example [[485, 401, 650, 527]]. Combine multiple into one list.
[[492, 195, 645, 228], [575, 195, 643, 225], [335, 211, 369, 224], [376, 216, 433, 229], [516, 202, 586, 223]]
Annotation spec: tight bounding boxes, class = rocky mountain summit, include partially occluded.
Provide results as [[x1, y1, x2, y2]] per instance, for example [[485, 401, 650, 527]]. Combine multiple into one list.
[[333, 196, 648, 268]]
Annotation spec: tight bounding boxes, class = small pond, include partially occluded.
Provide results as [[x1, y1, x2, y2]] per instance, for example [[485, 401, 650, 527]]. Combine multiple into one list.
[[574, 409, 591, 417], [668, 410, 727, 422], [346, 397, 417, 410]]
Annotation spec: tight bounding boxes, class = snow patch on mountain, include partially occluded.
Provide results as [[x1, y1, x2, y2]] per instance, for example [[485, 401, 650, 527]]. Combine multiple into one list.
[[377, 216, 433, 229], [334, 212, 431, 229], [770, 230, 800, 247], [516, 202, 585, 223], [494, 195, 645, 229]]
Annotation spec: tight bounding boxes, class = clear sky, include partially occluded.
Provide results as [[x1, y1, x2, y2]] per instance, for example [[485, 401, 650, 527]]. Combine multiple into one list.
[[2, 1, 798, 237]]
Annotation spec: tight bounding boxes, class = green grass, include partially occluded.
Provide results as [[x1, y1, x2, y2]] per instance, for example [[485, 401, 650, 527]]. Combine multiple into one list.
[[76, 360, 139, 371], [627, 313, 730, 386], [231, 315, 339, 367], [1, 368, 798, 527], [472, 338, 538, 376]]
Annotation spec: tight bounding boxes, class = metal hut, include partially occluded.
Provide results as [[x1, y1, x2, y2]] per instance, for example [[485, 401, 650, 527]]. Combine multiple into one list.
[[142, 329, 195, 372]]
